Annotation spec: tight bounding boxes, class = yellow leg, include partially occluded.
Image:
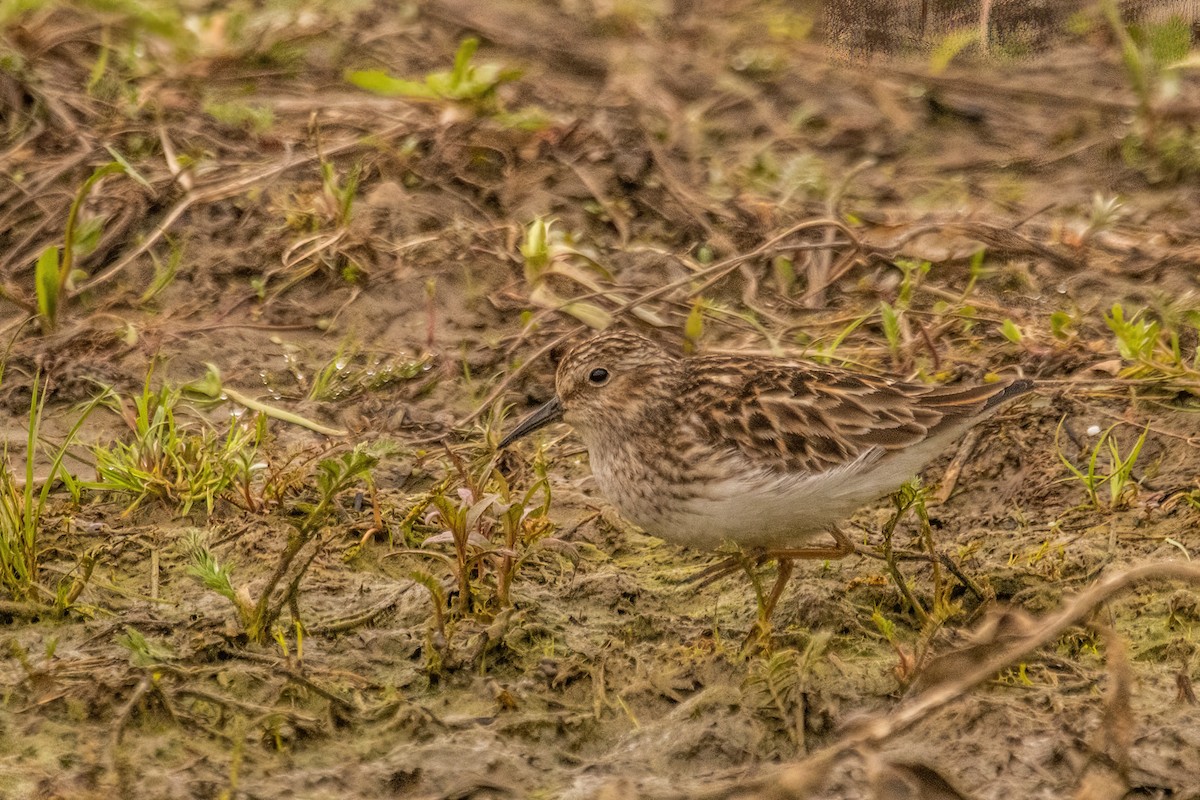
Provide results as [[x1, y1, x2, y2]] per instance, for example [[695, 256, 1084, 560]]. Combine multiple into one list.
[[768, 527, 855, 562], [688, 529, 855, 589], [761, 558, 795, 622], [751, 529, 855, 646]]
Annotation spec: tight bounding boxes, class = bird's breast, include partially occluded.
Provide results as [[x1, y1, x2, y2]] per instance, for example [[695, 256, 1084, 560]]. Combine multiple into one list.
[[582, 436, 847, 549]]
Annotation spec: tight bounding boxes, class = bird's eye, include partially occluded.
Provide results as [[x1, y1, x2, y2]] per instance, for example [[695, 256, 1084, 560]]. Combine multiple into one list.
[[588, 368, 610, 385]]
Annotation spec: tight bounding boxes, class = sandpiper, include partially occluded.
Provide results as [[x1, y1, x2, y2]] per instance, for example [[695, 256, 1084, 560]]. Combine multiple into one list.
[[501, 329, 1032, 623]]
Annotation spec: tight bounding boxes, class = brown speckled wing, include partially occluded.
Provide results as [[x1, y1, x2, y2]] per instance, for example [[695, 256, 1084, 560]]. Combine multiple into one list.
[[688, 356, 1030, 475]]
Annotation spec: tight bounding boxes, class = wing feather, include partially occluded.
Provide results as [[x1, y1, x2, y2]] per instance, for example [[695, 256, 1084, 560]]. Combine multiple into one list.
[[687, 356, 1030, 475]]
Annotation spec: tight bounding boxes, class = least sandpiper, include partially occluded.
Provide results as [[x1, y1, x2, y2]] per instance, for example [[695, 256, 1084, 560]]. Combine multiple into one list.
[[500, 329, 1032, 620]]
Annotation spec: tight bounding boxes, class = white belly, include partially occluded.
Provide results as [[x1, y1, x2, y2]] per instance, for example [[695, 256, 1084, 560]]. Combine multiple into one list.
[[589, 433, 957, 550], [626, 460, 874, 548]]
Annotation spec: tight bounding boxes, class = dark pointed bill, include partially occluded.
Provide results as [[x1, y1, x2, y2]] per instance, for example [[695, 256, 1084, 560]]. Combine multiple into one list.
[[499, 396, 564, 449]]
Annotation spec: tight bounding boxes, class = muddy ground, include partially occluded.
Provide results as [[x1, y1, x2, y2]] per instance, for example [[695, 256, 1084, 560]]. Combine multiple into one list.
[[2, 2, 1200, 798]]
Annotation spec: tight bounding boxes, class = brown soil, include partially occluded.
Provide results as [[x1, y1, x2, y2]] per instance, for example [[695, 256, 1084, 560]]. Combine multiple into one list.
[[2, 2, 1200, 799]]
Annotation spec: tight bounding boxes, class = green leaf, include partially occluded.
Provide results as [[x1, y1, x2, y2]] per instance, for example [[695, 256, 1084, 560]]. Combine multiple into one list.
[[61, 161, 126, 292], [103, 146, 153, 189], [86, 29, 110, 95], [871, 609, 896, 643], [1001, 319, 1023, 343], [451, 37, 480, 86], [1050, 310, 1073, 340], [520, 217, 551, 279], [929, 28, 980, 75], [1147, 17, 1191, 65], [1102, 0, 1149, 106], [494, 107, 551, 131], [969, 249, 986, 275], [71, 216, 105, 259], [879, 301, 901, 353], [345, 69, 438, 98], [35, 246, 59, 326], [684, 299, 705, 345]]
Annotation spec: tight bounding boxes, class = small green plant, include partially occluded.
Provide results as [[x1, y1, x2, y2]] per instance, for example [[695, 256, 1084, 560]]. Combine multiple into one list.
[[956, 304, 978, 335], [188, 442, 391, 643], [928, 27, 981, 74], [879, 301, 902, 361], [319, 159, 360, 230], [1106, 303, 1160, 362], [1177, 487, 1200, 511], [772, 255, 796, 295], [998, 662, 1035, 687], [682, 298, 711, 354], [1103, 0, 1200, 182], [346, 37, 520, 110], [396, 450, 555, 623], [743, 150, 826, 206], [872, 259, 933, 365], [1058, 629, 1102, 659], [202, 99, 274, 135], [1049, 310, 1076, 341], [810, 311, 869, 363], [307, 343, 429, 403], [1079, 193, 1125, 245], [490, 467, 553, 609], [407, 567, 448, 654], [251, 441, 390, 642], [425, 487, 491, 616], [186, 530, 255, 629], [140, 238, 183, 304], [1103, 302, 1200, 383], [266, 158, 370, 299], [1056, 420, 1149, 511], [520, 217, 609, 327], [89, 375, 266, 515], [0, 372, 104, 603], [960, 249, 987, 299], [1106, 2, 1190, 118], [894, 258, 931, 307], [33, 162, 136, 331], [742, 639, 829, 747], [117, 626, 175, 666], [519, 217, 665, 330], [422, 477, 552, 615], [875, 478, 976, 628], [871, 608, 916, 686], [1000, 318, 1023, 344], [1152, 297, 1200, 369]]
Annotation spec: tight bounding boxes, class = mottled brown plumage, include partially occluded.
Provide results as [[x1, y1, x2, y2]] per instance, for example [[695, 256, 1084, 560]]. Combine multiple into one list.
[[502, 329, 1032, 552]]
